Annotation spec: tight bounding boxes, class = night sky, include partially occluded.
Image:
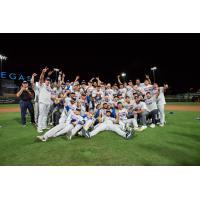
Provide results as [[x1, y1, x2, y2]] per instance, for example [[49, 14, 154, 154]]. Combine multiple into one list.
[[0, 34, 199, 94]]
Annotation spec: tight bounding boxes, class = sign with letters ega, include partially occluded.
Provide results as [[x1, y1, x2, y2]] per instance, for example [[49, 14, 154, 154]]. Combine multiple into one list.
[[0, 71, 31, 81]]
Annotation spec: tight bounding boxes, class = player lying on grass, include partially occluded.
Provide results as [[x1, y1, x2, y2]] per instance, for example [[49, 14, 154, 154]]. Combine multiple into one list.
[[81, 110, 133, 140], [37, 108, 84, 141]]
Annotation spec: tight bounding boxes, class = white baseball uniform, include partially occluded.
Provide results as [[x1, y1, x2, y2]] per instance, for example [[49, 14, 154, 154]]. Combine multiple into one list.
[[89, 116, 127, 138]]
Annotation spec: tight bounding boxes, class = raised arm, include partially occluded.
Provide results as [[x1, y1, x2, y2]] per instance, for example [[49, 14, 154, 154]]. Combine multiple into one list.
[[31, 73, 37, 90], [117, 75, 122, 84], [61, 73, 65, 84], [96, 77, 101, 86], [89, 77, 95, 82], [145, 74, 151, 84], [73, 75, 80, 83], [39, 66, 49, 84]]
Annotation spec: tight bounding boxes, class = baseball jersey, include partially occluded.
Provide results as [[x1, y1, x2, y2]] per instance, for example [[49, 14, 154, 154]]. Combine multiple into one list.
[[144, 96, 158, 112], [119, 88, 127, 97], [133, 101, 149, 111], [157, 87, 166, 105], [117, 108, 128, 121], [38, 83, 53, 105], [102, 116, 116, 124], [142, 84, 153, 94]]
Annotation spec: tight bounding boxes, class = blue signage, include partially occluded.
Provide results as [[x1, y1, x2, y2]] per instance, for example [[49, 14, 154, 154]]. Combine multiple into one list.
[[0, 71, 31, 81]]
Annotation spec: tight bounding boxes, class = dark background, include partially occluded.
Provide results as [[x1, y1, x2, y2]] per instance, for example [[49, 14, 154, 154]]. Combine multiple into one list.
[[0, 34, 199, 94]]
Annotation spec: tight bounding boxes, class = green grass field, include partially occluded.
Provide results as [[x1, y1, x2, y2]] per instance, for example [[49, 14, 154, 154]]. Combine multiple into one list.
[[0, 104, 200, 166]]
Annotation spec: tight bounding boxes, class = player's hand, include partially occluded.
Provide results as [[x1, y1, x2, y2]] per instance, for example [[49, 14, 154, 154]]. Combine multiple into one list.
[[48, 70, 54, 76], [62, 73, 65, 78], [72, 121, 77, 126], [42, 66, 49, 73], [32, 73, 37, 77], [117, 75, 120, 78], [164, 84, 168, 88], [96, 77, 99, 80], [145, 74, 149, 79]]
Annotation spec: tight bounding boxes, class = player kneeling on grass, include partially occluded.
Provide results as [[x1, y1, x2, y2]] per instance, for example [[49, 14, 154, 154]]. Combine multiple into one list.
[[37, 108, 84, 141], [133, 95, 149, 131], [82, 110, 133, 140], [144, 92, 159, 128]]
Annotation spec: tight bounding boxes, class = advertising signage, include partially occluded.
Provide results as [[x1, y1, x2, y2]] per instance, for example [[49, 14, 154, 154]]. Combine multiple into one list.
[[0, 71, 31, 81]]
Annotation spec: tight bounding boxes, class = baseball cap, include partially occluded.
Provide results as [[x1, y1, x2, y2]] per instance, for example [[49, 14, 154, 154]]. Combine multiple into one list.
[[22, 81, 28, 84], [74, 81, 79, 86], [81, 93, 86, 96], [106, 110, 111, 113], [70, 97, 76, 102], [66, 80, 70, 83], [81, 80, 86, 84], [76, 108, 81, 111], [118, 93, 122, 97], [128, 80, 132, 83], [45, 77, 51, 81]]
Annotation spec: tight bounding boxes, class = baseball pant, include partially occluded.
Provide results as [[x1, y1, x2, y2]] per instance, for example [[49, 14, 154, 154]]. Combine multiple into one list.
[[157, 104, 165, 125], [43, 123, 66, 140], [147, 109, 158, 124], [136, 111, 149, 126], [34, 101, 39, 124], [83, 119, 94, 131], [120, 118, 138, 130], [90, 123, 126, 138], [54, 124, 83, 138], [19, 100, 35, 125], [38, 102, 51, 130]]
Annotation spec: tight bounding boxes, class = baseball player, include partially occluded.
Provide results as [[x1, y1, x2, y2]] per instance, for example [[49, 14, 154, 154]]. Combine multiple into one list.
[[144, 92, 158, 128], [153, 83, 168, 127], [37, 67, 57, 133], [31, 73, 40, 124], [133, 95, 149, 131], [83, 110, 133, 139], [37, 108, 84, 141], [116, 102, 139, 131]]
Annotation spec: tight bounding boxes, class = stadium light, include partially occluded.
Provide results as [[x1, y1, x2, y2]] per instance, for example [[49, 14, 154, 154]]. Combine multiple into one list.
[[150, 66, 157, 83], [121, 72, 126, 77], [0, 54, 7, 73]]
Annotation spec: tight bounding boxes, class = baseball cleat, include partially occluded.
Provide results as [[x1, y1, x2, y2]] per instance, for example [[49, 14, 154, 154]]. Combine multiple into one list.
[[139, 125, 147, 131], [37, 129, 43, 133], [149, 124, 156, 128], [81, 129, 90, 138], [36, 135, 46, 142], [66, 132, 72, 140], [159, 124, 164, 127], [125, 132, 133, 140], [77, 131, 83, 136]]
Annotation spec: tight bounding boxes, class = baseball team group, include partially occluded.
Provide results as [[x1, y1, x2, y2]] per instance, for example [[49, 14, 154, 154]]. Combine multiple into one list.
[[16, 67, 168, 141]]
